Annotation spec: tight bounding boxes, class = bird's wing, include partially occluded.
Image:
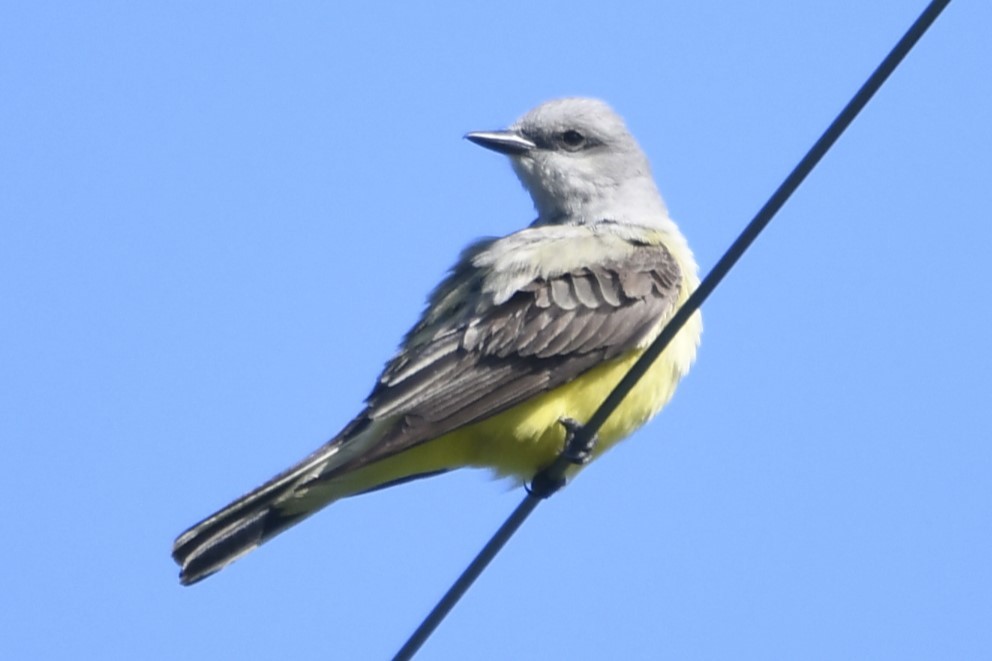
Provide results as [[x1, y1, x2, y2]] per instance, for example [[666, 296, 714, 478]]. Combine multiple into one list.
[[171, 229, 683, 583], [329, 230, 683, 474]]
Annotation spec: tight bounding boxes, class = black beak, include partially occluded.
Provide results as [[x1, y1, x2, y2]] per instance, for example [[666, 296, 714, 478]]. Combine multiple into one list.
[[464, 130, 536, 156]]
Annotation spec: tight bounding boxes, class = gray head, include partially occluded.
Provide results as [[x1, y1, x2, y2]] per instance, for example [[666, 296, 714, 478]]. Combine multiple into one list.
[[466, 98, 668, 226]]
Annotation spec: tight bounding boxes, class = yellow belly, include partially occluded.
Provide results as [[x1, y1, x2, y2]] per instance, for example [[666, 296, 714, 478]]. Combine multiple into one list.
[[451, 345, 685, 478]]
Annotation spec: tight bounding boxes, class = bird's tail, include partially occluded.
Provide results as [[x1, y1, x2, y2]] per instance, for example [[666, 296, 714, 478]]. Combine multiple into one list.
[[172, 432, 352, 586]]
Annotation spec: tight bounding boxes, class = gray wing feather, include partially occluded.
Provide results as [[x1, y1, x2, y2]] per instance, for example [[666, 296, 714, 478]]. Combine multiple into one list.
[[569, 271, 601, 309], [590, 268, 622, 306], [550, 278, 579, 310], [328, 239, 682, 475], [570, 306, 612, 353]]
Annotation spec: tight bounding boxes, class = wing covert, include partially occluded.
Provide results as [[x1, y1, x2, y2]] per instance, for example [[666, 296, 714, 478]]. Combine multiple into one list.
[[328, 237, 683, 472]]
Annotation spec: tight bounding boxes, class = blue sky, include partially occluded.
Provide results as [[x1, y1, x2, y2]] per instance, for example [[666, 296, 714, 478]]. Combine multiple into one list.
[[2, 2, 990, 659]]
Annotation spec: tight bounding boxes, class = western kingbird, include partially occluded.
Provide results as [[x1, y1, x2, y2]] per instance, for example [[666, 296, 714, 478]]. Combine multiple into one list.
[[173, 97, 702, 585]]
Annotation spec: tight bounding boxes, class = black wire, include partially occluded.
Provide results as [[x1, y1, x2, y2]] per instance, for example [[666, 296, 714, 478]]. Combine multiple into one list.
[[393, 2, 951, 658]]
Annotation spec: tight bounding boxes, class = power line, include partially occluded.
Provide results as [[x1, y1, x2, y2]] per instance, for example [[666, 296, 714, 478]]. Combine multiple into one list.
[[393, 1, 952, 658]]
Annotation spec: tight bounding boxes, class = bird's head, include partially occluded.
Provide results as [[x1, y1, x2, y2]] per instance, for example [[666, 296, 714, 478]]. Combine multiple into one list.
[[466, 98, 667, 225]]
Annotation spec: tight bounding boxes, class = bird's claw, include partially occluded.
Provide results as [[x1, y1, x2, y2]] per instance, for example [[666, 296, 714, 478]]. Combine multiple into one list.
[[557, 417, 596, 465], [527, 417, 598, 499]]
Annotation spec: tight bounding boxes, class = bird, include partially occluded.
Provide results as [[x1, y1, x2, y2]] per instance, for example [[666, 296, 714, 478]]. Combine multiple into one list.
[[172, 97, 702, 585]]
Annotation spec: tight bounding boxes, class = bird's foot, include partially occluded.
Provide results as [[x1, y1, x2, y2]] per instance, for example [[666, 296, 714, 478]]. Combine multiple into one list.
[[557, 417, 597, 465], [527, 417, 598, 499]]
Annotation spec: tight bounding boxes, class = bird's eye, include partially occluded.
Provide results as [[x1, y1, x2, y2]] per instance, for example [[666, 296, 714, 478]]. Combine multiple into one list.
[[560, 130, 586, 150]]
